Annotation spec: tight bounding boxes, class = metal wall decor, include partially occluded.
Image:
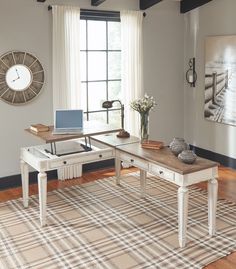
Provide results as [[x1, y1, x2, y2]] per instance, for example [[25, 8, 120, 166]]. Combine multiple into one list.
[[0, 51, 44, 105], [186, 57, 197, 87]]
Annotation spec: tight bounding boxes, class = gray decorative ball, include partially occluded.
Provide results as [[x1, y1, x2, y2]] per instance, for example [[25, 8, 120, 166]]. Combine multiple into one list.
[[169, 137, 188, 156], [178, 150, 197, 164]]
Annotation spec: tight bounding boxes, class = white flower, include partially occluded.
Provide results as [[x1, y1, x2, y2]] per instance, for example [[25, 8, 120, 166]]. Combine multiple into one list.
[[130, 94, 157, 114]]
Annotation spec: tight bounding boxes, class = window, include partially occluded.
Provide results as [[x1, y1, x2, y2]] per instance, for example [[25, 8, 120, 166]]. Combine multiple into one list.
[[80, 12, 122, 127]]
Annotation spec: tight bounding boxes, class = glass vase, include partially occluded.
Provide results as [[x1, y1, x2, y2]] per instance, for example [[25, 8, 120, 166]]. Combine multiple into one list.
[[140, 112, 149, 142]]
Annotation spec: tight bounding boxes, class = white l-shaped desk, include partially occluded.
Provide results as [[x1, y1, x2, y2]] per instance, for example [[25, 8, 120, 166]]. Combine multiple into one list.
[[21, 130, 218, 248]]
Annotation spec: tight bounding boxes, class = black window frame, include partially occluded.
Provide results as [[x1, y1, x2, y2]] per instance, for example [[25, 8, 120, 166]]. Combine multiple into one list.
[[80, 10, 122, 124]]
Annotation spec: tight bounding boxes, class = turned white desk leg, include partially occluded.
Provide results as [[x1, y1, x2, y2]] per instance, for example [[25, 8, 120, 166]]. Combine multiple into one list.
[[115, 158, 121, 185], [21, 160, 29, 208], [140, 170, 147, 198], [178, 186, 189, 248], [38, 172, 47, 227], [208, 178, 218, 236]]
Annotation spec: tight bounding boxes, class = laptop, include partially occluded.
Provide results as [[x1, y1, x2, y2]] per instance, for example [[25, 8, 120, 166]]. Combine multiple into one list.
[[52, 109, 84, 135]]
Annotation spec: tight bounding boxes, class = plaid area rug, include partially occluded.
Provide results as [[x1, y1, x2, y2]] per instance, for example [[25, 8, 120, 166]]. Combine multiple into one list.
[[0, 173, 236, 269]]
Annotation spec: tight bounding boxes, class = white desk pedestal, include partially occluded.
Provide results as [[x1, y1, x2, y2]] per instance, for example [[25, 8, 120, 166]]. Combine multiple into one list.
[[114, 143, 218, 248], [21, 138, 114, 226]]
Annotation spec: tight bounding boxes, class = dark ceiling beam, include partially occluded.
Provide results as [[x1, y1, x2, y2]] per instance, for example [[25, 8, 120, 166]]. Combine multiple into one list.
[[37, 0, 46, 2], [140, 0, 163, 10], [180, 0, 213, 13], [91, 0, 106, 6]]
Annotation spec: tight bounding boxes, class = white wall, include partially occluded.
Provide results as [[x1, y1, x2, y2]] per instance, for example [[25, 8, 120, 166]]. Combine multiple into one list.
[[0, 0, 184, 178], [184, 0, 236, 159], [0, 0, 53, 178], [143, 0, 184, 144]]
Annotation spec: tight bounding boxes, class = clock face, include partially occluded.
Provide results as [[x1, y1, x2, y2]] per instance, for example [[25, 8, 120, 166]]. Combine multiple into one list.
[[0, 51, 44, 105], [6, 64, 32, 91]]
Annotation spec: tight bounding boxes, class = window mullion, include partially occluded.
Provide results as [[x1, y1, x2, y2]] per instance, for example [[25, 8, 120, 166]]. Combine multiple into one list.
[[86, 19, 89, 121], [106, 21, 109, 124]]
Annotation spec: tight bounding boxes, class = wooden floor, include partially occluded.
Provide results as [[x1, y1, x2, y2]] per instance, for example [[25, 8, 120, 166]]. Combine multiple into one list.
[[0, 166, 235, 269]]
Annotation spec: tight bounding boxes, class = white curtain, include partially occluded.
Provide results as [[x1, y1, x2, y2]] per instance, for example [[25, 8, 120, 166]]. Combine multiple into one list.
[[52, 6, 81, 111], [52, 6, 82, 180], [121, 10, 144, 137]]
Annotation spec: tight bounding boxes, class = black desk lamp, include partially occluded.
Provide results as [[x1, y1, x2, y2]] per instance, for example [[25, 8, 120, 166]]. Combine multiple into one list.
[[102, 100, 130, 138]]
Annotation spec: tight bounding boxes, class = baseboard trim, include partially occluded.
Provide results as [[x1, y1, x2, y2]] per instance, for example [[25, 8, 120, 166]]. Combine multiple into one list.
[[0, 159, 114, 190], [190, 145, 236, 169], [0, 170, 57, 191]]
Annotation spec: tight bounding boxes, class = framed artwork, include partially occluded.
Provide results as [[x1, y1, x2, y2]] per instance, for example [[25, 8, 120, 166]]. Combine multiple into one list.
[[204, 35, 236, 126]]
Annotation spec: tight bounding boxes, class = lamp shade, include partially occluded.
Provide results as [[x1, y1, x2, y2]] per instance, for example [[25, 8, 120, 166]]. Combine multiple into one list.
[[102, 101, 113, 109]]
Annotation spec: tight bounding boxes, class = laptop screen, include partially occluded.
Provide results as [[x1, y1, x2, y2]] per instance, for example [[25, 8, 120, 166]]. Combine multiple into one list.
[[55, 109, 83, 129]]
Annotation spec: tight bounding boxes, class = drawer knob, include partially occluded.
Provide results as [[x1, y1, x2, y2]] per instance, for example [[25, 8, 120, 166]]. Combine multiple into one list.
[[63, 161, 67, 165], [99, 154, 103, 158], [159, 171, 163, 175], [130, 159, 134, 163]]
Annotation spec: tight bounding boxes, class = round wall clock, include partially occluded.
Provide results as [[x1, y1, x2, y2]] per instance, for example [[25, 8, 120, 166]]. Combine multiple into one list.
[[0, 51, 44, 105]]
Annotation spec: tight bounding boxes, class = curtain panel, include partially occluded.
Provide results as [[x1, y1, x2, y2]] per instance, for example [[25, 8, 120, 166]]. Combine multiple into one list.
[[52, 6, 82, 180], [52, 6, 81, 111], [121, 10, 144, 137]]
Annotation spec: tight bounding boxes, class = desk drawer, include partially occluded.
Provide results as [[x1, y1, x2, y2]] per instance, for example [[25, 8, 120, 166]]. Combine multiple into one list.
[[118, 152, 148, 171], [47, 148, 114, 169], [80, 149, 114, 163], [149, 163, 175, 183]]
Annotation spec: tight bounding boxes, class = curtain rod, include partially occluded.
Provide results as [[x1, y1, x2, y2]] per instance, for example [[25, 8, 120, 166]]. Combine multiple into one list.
[[47, 5, 146, 17]]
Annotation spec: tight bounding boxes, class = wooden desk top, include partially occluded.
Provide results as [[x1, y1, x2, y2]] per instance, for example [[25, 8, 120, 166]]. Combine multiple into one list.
[[91, 133, 140, 147], [25, 121, 121, 144], [116, 143, 219, 175]]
